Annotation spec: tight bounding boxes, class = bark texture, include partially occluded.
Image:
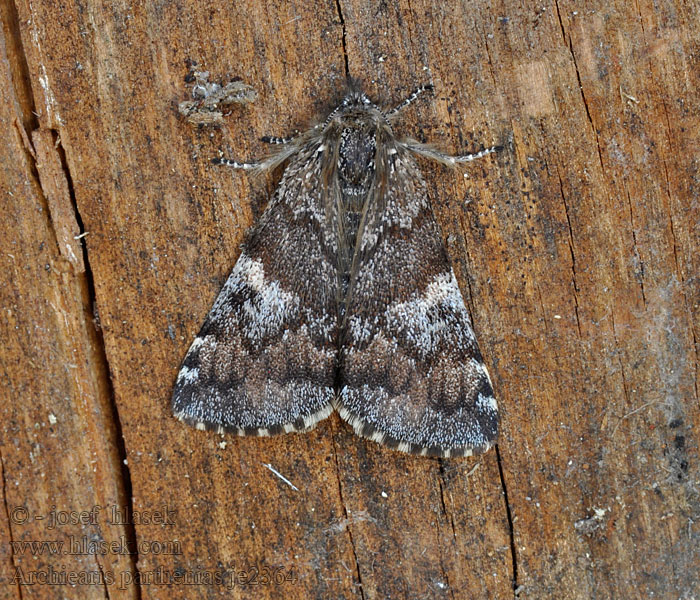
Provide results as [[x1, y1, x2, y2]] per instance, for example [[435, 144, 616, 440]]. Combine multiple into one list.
[[1, 1, 698, 598]]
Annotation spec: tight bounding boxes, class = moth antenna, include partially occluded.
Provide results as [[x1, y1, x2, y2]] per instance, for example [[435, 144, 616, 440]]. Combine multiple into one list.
[[387, 83, 434, 119]]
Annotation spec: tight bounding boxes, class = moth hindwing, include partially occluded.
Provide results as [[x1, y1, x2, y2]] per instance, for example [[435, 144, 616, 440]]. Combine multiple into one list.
[[172, 83, 500, 457]]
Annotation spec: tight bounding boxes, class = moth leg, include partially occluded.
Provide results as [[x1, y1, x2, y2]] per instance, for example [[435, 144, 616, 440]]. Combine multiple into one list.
[[387, 83, 434, 118], [260, 131, 300, 145], [403, 141, 502, 166], [211, 157, 260, 170], [213, 136, 306, 173]]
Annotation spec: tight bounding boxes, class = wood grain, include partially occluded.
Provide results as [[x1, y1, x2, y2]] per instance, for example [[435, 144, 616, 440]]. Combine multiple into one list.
[[1, 1, 698, 598]]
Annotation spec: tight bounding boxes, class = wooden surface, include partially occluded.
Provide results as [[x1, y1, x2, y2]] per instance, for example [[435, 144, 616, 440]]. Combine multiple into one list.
[[1, 1, 698, 598]]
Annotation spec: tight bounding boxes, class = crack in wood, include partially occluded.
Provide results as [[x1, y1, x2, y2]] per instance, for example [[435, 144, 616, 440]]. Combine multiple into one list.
[[11, 121, 144, 599], [436, 462, 457, 600], [555, 166, 583, 338], [334, 0, 350, 78], [624, 185, 647, 308], [495, 445, 519, 596], [59, 149, 145, 600], [330, 425, 366, 599]]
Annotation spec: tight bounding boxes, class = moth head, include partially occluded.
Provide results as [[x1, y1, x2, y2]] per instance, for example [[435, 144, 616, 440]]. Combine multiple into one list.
[[341, 88, 372, 107], [337, 90, 387, 121]]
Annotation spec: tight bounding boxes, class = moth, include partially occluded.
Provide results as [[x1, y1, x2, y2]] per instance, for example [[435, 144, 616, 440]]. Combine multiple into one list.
[[172, 82, 500, 457]]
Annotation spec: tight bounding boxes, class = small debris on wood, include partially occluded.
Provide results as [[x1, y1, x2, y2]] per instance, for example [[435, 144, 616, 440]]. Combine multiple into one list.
[[178, 64, 257, 126], [262, 462, 299, 491], [574, 507, 608, 536]]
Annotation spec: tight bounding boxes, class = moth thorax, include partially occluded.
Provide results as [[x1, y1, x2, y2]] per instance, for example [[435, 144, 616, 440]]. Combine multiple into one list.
[[338, 125, 377, 200], [335, 124, 377, 315]]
